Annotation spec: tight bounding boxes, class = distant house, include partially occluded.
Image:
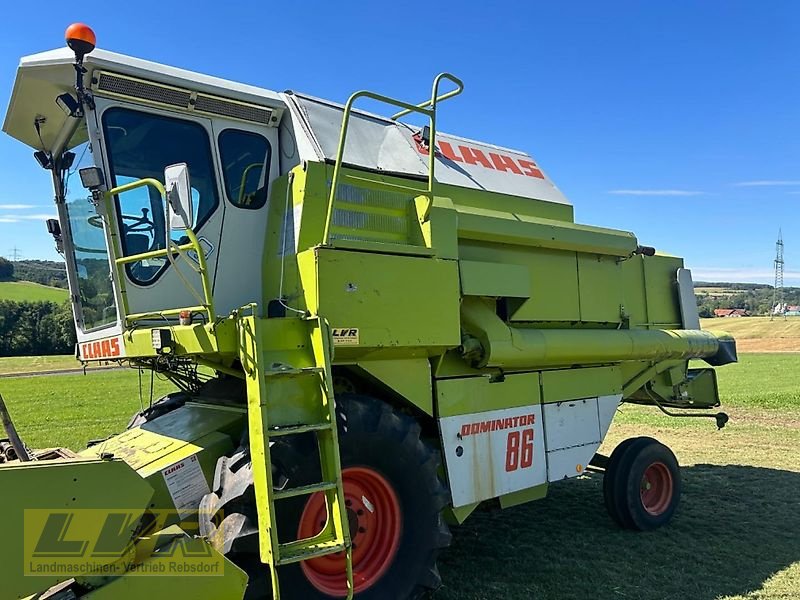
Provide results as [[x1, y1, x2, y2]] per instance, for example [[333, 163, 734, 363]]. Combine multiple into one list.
[[787, 305, 800, 317], [713, 308, 749, 318]]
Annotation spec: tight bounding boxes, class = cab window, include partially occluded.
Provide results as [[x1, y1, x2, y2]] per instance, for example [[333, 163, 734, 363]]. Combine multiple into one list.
[[218, 129, 271, 209], [102, 107, 219, 284]]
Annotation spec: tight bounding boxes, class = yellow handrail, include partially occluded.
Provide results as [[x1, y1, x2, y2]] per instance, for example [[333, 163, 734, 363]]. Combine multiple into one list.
[[323, 73, 464, 245], [105, 177, 215, 325]]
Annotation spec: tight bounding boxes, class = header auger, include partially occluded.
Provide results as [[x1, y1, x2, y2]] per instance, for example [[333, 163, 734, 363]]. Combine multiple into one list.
[[0, 23, 735, 599]]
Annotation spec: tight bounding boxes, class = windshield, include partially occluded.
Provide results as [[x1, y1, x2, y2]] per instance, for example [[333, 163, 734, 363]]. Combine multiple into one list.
[[63, 141, 118, 331], [102, 107, 219, 285]]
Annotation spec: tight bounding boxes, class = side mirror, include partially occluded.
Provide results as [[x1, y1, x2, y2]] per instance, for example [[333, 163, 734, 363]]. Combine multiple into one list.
[[164, 163, 194, 231]]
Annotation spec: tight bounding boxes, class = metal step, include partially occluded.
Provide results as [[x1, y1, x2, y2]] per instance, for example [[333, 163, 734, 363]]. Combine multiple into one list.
[[274, 481, 338, 500], [265, 366, 325, 378], [277, 539, 347, 566], [267, 422, 332, 437]]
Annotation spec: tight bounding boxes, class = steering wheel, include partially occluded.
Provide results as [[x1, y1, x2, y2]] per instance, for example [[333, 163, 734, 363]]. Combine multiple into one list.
[[87, 208, 155, 235]]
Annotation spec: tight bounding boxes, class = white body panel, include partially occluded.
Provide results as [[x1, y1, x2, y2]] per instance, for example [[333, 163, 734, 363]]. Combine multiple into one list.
[[440, 405, 546, 508], [440, 394, 621, 506], [543, 394, 621, 481], [284, 93, 571, 205]]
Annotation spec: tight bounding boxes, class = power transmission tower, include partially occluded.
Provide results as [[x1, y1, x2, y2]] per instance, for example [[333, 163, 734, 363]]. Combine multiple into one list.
[[8, 247, 21, 262], [771, 229, 785, 321]]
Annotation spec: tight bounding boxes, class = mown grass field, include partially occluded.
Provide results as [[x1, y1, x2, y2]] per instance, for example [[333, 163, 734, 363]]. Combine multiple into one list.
[[0, 354, 797, 599], [702, 316, 800, 352], [0, 354, 116, 376], [0, 280, 69, 302]]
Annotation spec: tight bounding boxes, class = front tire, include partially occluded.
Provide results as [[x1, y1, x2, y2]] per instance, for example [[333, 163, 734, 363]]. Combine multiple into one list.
[[202, 394, 451, 599]]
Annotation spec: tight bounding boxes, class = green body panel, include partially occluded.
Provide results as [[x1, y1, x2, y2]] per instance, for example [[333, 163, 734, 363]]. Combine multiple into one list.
[[436, 372, 540, 417], [540, 366, 623, 404], [0, 459, 154, 599], [356, 358, 434, 415], [82, 534, 248, 599], [79, 404, 243, 530], [498, 483, 549, 509], [298, 247, 461, 357]]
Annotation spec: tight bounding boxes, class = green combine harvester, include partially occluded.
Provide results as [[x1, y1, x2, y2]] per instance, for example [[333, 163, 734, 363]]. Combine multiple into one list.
[[0, 23, 736, 600]]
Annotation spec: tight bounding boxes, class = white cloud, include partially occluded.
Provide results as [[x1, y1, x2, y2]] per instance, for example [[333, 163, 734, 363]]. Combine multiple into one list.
[[607, 189, 705, 196], [691, 266, 800, 283], [0, 218, 18, 223], [734, 180, 800, 187], [1, 213, 57, 220], [0, 204, 35, 210]]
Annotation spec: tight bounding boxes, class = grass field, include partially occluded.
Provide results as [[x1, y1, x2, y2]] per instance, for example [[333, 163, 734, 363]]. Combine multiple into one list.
[[0, 354, 797, 599], [0, 280, 69, 303], [702, 316, 800, 352], [0, 355, 82, 375]]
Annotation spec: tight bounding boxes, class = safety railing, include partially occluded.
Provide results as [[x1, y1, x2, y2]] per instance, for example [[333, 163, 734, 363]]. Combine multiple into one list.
[[106, 178, 215, 326], [323, 73, 464, 244]]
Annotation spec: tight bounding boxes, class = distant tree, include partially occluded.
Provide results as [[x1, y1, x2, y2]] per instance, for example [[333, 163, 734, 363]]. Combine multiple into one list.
[[0, 257, 14, 280]]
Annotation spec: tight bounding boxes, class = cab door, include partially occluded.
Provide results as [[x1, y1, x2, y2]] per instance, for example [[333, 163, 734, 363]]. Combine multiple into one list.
[[208, 118, 278, 314], [92, 98, 225, 319]]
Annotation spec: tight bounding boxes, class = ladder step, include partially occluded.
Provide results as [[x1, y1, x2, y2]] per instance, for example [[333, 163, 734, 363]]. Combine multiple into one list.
[[277, 539, 346, 565], [268, 422, 332, 437], [265, 366, 325, 378], [274, 481, 338, 500]]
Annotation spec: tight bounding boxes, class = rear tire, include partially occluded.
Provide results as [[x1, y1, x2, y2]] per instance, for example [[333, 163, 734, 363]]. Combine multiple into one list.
[[604, 437, 681, 531]]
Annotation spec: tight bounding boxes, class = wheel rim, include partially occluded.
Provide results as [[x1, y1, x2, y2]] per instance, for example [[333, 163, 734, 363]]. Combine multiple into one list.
[[298, 466, 402, 596], [640, 461, 673, 516]]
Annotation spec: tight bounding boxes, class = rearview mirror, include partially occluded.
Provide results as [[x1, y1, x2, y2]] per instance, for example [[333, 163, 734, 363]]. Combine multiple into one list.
[[164, 163, 194, 231]]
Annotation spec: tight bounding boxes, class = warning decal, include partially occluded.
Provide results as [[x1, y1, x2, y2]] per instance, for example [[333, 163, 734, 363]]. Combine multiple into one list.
[[162, 454, 211, 520]]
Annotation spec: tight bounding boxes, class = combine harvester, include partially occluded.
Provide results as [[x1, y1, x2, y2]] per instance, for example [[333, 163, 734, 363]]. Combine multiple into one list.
[[1, 24, 735, 599]]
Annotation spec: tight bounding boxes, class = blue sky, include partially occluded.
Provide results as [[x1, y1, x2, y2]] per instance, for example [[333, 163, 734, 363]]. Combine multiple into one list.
[[1, 1, 798, 284]]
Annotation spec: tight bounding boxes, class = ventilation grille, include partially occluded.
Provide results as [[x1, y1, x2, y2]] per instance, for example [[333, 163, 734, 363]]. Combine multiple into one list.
[[330, 184, 418, 245], [194, 95, 272, 124], [94, 71, 274, 126]]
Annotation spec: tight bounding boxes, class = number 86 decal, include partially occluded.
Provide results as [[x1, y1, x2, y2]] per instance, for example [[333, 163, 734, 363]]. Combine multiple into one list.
[[505, 428, 535, 472]]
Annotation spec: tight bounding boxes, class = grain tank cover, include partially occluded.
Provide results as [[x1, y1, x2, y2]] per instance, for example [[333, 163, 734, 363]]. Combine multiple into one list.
[[284, 93, 571, 205]]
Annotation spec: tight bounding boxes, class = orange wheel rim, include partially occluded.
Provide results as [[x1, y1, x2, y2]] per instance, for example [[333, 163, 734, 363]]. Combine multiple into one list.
[[640, 461, 673, 516], [298, 466, 402, 596]]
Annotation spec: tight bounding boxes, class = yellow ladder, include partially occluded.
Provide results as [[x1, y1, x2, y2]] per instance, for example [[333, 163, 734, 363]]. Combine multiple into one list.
[[237, 313, 353, 599]]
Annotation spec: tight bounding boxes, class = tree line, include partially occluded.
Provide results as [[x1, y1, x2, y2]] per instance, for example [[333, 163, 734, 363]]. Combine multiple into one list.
[[0, 300, 76, 356], [0, 257, 68, 289], [695, 285, 800, 317], [0, 258, 75, 356]]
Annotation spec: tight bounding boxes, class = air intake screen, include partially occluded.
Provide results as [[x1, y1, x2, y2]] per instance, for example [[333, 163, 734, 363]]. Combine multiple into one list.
[[194, 95, 272, 124], [94, 71, 274, 126], [97, 73, 191, 108]]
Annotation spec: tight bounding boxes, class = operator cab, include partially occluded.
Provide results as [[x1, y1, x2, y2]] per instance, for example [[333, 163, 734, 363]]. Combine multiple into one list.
[[3, 26, 290, 356]]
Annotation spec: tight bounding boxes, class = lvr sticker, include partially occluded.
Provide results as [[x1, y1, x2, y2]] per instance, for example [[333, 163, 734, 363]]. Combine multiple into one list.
[[332, 328, 359, 346]]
